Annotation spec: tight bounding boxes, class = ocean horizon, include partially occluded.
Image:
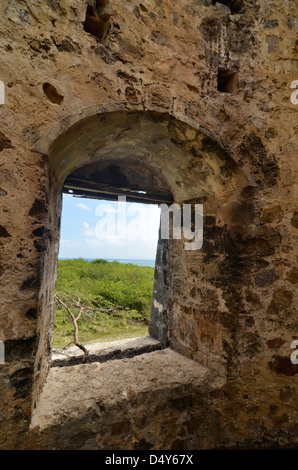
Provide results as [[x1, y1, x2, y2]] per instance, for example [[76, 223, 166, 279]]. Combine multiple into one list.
[[58, 258, 156, 268]]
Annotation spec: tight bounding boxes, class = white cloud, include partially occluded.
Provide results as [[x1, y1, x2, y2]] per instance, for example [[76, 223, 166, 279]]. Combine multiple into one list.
[[92, 204, 160, 241], [84, 236, 158, 259], [81, 222, 96, 237], [78, 202, 92, 211], [60, 238, 79, 247]]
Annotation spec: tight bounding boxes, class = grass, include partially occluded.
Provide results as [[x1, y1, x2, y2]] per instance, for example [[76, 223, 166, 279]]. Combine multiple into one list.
[[53, 258, 154, 349]]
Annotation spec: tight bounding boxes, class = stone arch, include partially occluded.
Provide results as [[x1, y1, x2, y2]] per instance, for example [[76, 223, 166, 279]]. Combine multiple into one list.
[[34, 103, 250, 199], [31, 104, 250, 409]]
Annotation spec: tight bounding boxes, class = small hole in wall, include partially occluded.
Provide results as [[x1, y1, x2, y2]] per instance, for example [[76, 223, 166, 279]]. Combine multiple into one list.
[[139, 4, 148, 12], [217, 70, 238, 94], [43, 83, 64, 105], [84, 0, 112, 42], [212, 0, 243, 14]]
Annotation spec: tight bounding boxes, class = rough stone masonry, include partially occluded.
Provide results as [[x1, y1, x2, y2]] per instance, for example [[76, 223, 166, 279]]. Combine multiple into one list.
[[0, 0, 297, 450]]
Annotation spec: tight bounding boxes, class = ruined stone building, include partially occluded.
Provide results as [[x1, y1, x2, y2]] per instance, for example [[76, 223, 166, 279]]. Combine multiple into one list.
[[0, 0, 297, 450]]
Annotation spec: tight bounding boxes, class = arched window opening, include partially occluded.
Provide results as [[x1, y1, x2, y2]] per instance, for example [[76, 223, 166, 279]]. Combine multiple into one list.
[[33, 109, 249, 392]]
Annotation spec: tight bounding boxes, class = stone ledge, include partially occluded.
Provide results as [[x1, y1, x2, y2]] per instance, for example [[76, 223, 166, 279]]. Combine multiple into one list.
[[29, 349, 215, 449], [51, 336, 162, 367], [33, 348, 210, 429]]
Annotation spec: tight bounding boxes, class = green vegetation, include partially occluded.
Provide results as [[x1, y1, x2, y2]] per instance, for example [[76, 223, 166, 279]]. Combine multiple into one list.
[[53, 258, 154, 348]]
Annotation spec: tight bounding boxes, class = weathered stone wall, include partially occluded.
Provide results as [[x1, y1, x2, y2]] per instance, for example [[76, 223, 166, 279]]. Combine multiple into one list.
[[149, 225, 169, 347], [0, 0, 297, 449]]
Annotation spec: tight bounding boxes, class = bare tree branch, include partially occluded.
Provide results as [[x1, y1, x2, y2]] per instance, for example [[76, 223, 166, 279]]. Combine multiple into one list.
[[55, 295, 89, 363]]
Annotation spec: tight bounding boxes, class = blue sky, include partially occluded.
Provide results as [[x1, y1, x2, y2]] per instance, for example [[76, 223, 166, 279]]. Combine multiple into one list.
[[59, 194, 161, 260]]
